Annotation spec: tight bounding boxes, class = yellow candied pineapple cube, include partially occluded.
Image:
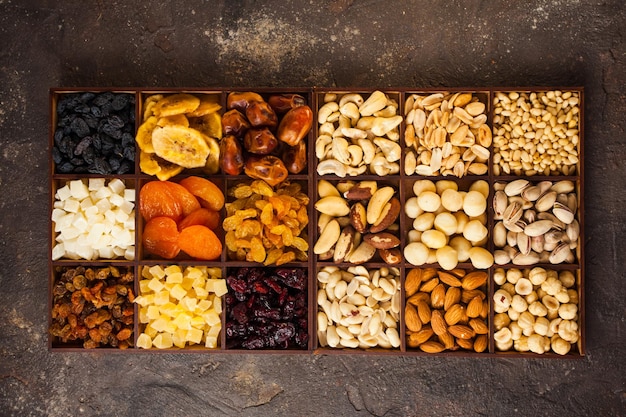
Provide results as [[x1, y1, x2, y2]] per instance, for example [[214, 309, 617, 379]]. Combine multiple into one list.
[[163, 264, 182, 276], [147, 277, 165, 293], [181, 276, 195, 291], [186, 327, 203, 345], [148, 265, 166, 279], [164, 320, 177, 334], [139, 279, 152, 294], [158, 301, 178, 318], [185, 266, 204, 280], [205, 325, 221, 348], [192, 276, 206, 290], [173, 312, 193, 330], [190, 315, 205, 329], [213, 280, 228, 297], [180, 296, 197, 312], [151, 316, 170, 332], [170, 283, 187, 301], [212, 296, 222, 314], [144, 324, 158, 339], [207, 267, 222, 279], [147, 305, 160, 320], [139, 307, 149, 324], [202, 309, 221, 326], [195, 299, 212, 313], [153, 332, 173, 349], [154, 290, 170, 305], [193, 286, 209, 299], [141, 265, 153, 279], [136, 333, 153, 349], [172, 328, 188, 349], [165, 271, 184, 284]]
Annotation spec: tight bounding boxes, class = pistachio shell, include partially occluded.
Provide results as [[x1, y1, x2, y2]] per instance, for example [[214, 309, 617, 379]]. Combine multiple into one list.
[[524, 220, 554, 237], [504, 179, 530, 197]]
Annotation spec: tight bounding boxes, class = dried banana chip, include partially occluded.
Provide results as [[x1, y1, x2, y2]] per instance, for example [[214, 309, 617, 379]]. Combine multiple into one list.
[[151, 125, 210, 168], [154, 93, 200, 117]]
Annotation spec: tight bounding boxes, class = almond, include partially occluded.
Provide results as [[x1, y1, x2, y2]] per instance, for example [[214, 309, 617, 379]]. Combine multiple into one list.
[[461, 271, 488, 290], [466, 295, 483, 318], [480, 300, 489, 319], [416, 300, 432, 324], [461, 289, 486, 304], [421, 268, 438, 281], [444, 304, 466, 326], [438, 331, 455, 350], [419, 340, 445, 353], [444, 287, 461, 311], [420, 277, 439, 293], [456, 337, 474, 350], [404, 269, 423, 297], [437, 271, 462, 287], [430, 283, 446, 309], [474, 334, 488, 352], [469, 318, 488, 334], [407, 292, 430, 306], [448, 324, 475, 340], [407, 326, 433, 347], [405, 304, 422, 332], [431, 310, 448, 335]]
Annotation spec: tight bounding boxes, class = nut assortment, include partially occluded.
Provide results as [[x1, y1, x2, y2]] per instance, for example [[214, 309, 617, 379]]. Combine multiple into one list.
[[493, 267, 580, 355], [49, 88, 584, 357]]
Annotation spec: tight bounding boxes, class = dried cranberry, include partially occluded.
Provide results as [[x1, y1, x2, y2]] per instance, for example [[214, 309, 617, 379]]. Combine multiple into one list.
[[231, 303, 248, 324]]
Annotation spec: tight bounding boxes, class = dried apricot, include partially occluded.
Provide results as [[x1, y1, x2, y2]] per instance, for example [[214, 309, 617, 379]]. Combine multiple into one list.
[[179, 176, 225, 212], [139, 181, 183, 222], [162, 181, 201, 217], [177, 208, 220, 231], [143, 216, 181, 259], [178, 225, 222, 261]]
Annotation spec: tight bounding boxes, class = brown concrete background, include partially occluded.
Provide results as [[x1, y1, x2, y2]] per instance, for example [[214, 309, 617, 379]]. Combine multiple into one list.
[[0, 1, 624, 416]]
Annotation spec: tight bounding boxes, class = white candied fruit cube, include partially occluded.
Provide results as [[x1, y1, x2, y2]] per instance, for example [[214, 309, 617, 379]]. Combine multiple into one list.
[[79, 198, 94, 210], [104, 210, 117, 224], [119, 200, 134, 215], [136, 333, 152, 349], [95, 198, 111, 213], [94, 187, 112, 200], [51, 243, 65, 261], [60, 226, 80, 241], [63, 198, 80, 213], [54, 213, 73, 232], [83, 205, 98, 218], [124, 246, 135, 261], [76, 244, 95, 260], [88, 178, 106, 191], [112, 246, 126, 257], [99, 247, 114, 259], [108, 178, 126, 194], [55, 185, 72, 201], [86, 223, 105, 245], [69, 179, 89, 199], [124, 188, 135, 202], [109, 193, 124, 207]]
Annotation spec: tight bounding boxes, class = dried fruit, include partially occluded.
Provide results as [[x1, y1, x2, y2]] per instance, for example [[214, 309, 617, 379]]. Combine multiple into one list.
[[177, 208, 220, 231], [139, 181, 184, 222], [178, 225, 222, 261], [142, 217, 181, 259], [178, 176, 225, 212], [226, 267, 308, 349], [50, 266, 134, 348]]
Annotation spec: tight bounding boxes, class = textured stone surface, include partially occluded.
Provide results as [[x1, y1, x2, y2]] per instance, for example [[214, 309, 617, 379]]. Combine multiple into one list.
[[0, 1, 624, 416]]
